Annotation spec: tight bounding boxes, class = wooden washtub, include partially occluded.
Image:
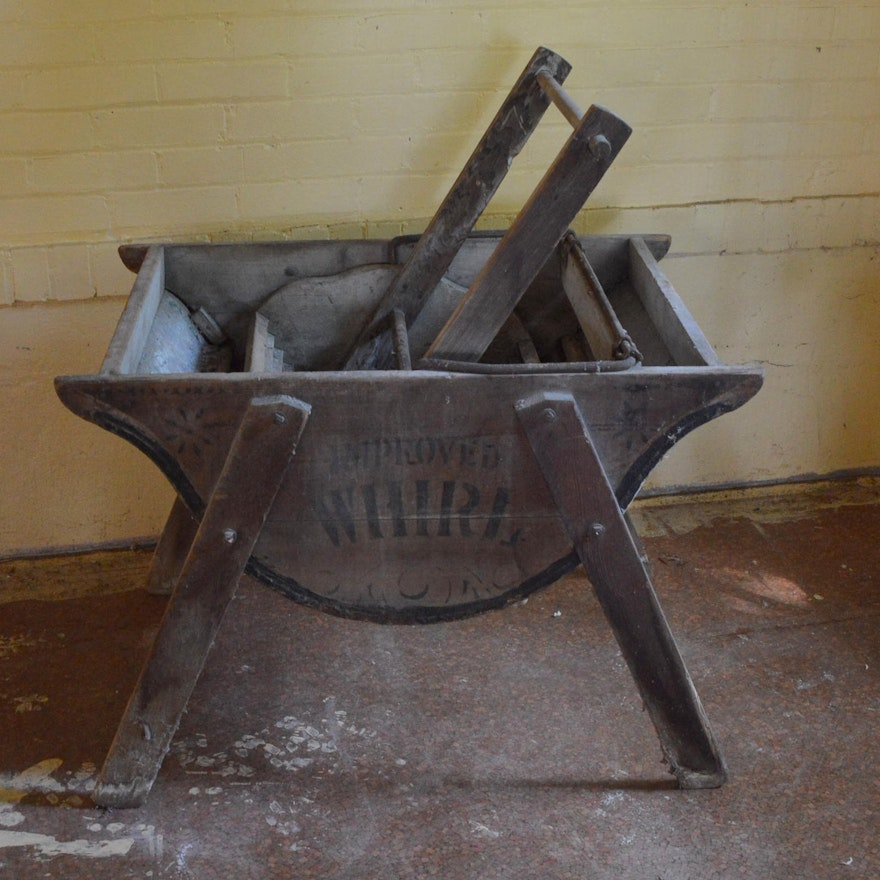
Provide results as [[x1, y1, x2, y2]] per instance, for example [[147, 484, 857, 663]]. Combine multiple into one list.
[[54, 48, 762, 807]]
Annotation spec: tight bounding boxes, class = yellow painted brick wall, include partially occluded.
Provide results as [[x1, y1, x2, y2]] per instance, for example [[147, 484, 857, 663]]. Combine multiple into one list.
[[1, 1, 877, 303], [1, 1, 879, 552]]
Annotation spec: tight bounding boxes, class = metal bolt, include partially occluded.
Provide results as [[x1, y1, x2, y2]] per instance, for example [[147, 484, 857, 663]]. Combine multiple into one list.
[[543, 407, 558, 422], [273, 411, 286, 425], [588, 134, 611, 160], [223, 528, 238, 544], [590, 522, 606, 537]]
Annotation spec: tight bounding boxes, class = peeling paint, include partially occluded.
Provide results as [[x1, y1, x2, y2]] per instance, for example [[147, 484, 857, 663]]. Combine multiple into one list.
[[12, 693, 49, 713], [0, 759, 64, 804], [0, 634, 40, 659], [0, 829, 134, 858]]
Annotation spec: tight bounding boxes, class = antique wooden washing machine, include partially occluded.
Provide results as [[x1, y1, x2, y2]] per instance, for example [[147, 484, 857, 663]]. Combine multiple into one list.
[[56, 48, 762, 806]]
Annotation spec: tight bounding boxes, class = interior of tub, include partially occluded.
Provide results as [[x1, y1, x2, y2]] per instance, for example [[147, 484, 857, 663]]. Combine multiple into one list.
[[104, 232, 719, 378]]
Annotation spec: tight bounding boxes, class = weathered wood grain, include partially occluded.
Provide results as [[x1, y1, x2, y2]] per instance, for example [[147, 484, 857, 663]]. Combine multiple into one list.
[[54, 33, 766, 804], [112, 235, 672, 371], [425, 105, 632, 363], [144, 496, 199, 596], [561, 234, 637, 362], [392, 232, 672, 293], [628, 237, 720, 367], [390, 308, 412, 370], [93, 394, 310, 808], [244, 312, 271, 372], [516, 391, 727, 788], [101, 246, 165, 376], [343, 46, 573, 370], [56, 366, 762, 623]]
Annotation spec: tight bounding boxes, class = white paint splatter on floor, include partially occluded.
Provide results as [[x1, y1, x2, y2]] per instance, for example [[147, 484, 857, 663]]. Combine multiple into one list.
[[0, 805, 25, 828], [0, 761, 162, 861], [171, 704, 378, 779], [0, 803, 140, 860], [0, 829, 134, 858], [470, 821, 501, 840]]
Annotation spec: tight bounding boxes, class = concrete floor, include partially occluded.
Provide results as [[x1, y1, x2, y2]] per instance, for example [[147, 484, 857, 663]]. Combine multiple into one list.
[[1, 480, 878, 879]]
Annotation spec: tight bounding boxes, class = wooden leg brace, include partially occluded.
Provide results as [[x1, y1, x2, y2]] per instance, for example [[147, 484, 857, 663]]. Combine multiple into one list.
[[516, 391, 727, 788], [93, 395, 310, 808]]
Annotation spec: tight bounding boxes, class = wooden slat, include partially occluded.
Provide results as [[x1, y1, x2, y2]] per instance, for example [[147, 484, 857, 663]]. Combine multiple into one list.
[[244, 312, 271, 372], [391, 232, 672, 292], [270, 345, 285, 373], [628, 237, 720, 367], [343, 46, 572, 370], [101, 245, 165, 375], [425, 105, 632, 363], [501, 312, 541, 363], [561, 234, 634, 362]]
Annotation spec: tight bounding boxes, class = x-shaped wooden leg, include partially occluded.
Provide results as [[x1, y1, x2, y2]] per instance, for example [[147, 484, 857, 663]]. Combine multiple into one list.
[[516, 391, 727, 788], [93, 394, 310, 808]]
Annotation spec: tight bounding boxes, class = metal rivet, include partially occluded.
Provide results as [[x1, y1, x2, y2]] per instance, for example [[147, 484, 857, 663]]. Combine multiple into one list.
[[543, 407, 558, 422], [588, 134, 611, 160], [223, 528, 238, 544], [590, 522, 605, 537]]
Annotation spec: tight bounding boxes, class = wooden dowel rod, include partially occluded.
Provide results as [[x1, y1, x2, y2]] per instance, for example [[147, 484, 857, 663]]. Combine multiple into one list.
[[537, 71, 583, 128], [390, 308, 412, 370]]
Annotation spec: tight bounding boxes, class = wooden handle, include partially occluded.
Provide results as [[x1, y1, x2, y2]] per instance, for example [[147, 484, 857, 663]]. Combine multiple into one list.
[[341, 47, 572, 371], [537, 71, 583, 128], [425, 104, 632, 364]]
